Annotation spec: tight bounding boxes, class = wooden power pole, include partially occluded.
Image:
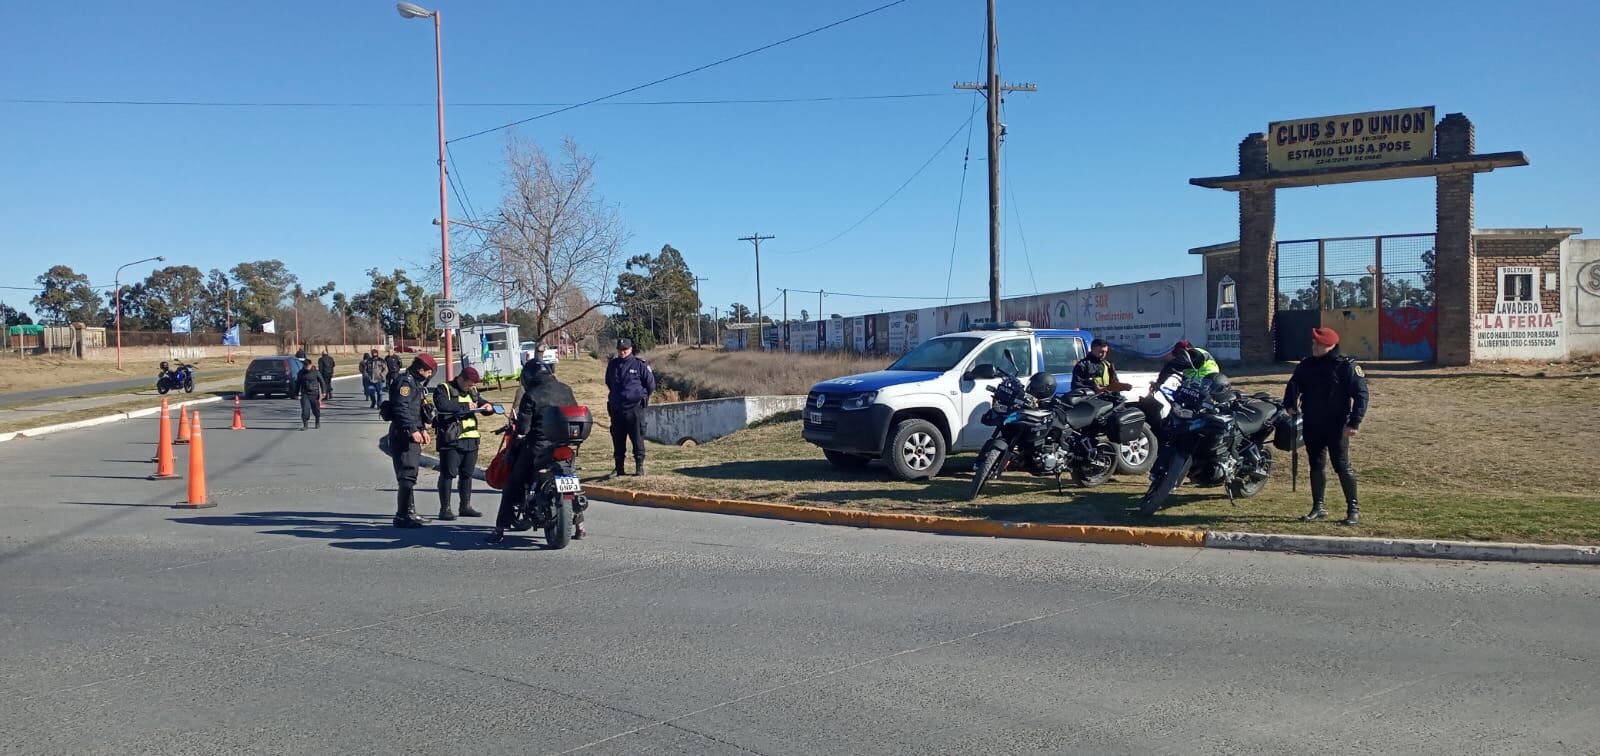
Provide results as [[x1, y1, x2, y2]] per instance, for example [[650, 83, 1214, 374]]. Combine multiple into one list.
[[955, 0, 1036, 323], [738, 233, 774, 345]]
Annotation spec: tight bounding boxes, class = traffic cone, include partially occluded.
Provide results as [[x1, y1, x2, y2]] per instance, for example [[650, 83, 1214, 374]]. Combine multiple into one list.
[[175, 411, 214, 509], [149, 403, 177, 479], [151, 397, 169, 462], [231, 395, 247, 431], [175, 404, 193, 445]]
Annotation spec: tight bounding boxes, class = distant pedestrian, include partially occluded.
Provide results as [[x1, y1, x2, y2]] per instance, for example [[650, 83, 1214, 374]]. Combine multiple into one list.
[[605, 337, 655, 477], [432, 366, 494, 520], [1284, 327, 1369, 526], [296, 359, 323, 431], [361, 348, 388, 408], [389, 353, 438, 528], [317, 350, 336, 398]]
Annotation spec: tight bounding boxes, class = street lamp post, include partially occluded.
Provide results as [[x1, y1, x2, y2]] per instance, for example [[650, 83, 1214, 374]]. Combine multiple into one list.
[[114, 255, 165, 370], [399, 1, 454, 379]]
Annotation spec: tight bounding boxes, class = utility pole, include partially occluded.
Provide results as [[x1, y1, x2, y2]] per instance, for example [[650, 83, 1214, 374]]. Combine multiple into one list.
[[693, 276, 709, 345], [712, 305, 720, 349], [955, 0, 1036, 323], [738, 233, 774, 345], [780, 288, 789, 352]]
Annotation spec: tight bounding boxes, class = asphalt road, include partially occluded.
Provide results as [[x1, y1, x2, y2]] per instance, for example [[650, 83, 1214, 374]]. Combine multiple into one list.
[[0, 370, 231, 408], [1, 394, 1597, 755]]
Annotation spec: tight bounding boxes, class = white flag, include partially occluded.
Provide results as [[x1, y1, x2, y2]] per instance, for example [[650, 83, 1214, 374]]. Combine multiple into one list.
[[262, 319, 276, 334]]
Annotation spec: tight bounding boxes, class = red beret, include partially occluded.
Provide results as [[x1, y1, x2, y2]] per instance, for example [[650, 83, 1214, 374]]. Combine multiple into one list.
[[459, 366, 481, 382], [1311, 327, 1340, 346], [413, 353, 438, 370]]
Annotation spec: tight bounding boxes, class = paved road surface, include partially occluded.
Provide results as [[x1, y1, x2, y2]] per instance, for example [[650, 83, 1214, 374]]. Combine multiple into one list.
[[0, 371, 239, 408], [1, 395, 1596, 754]]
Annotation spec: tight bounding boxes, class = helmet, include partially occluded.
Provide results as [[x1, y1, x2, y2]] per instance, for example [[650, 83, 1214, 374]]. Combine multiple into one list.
[[520, 356, 552, 385], [1025, 372, 1057, 400], [159, 361, 170, 371], [1200, 373, 1232, 398]]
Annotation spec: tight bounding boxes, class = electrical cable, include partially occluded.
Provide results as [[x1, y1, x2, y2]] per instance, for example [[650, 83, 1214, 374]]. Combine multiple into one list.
[[776, 100, 980, 257], [766, 287, 982, 301], [448, 0, 916, 144], [1000, 98, 1039, 298], [1, 93, 953, 108], [944, 25, 987, 306]]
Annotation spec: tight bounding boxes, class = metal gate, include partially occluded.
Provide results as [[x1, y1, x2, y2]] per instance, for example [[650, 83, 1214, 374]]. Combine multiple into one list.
[[1274, 233, 1437, 361]]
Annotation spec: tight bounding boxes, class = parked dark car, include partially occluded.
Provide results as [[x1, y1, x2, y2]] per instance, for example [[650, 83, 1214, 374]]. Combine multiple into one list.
[[243, 356, 305, 399]]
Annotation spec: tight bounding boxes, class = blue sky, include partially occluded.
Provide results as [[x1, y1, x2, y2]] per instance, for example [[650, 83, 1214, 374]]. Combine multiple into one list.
[[4, 0, 1597, 321]]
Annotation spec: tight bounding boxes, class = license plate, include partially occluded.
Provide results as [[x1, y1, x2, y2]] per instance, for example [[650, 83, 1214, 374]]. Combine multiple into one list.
[[258, 374, 275, 379], [807, 411, 823, 425], [554, 476, 581, 494]]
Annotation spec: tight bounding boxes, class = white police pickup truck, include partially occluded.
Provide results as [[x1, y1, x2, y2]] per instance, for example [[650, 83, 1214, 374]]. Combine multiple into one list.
[[802, 322, 1158, 481]]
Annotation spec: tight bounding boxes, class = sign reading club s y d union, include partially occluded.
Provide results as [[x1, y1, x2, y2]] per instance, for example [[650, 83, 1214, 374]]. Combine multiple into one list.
[[1267, 106, 1435, 172]]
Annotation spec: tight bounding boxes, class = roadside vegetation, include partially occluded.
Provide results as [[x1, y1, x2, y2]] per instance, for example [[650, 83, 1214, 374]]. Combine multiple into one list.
[[462, 349, 1600, 546], [648, 345, 889, 398]]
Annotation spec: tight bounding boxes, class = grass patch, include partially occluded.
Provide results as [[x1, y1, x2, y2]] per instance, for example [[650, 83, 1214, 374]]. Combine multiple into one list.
[[461, 350, 1600, 545], [0, 388, 241, 435]]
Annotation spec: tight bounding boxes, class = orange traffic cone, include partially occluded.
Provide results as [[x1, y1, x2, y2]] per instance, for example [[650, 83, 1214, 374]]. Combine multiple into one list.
[[175, 404, 193, 445], [175, 411, 214, 509], [149, 402, 177, 479], [231, 395, 247, 431]]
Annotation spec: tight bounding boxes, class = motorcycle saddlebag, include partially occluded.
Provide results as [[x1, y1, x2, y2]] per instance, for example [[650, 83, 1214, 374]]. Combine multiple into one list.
[[541, 405, 594, 443], [1272, 411, 1303, 452], [1104, 406, 1147, 444]]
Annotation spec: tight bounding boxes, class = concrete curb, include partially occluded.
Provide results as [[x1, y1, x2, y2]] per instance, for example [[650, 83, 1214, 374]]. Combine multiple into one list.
[[408, 453, 1598, 565], [0, 374, 362, 444], [1205, 531, 1600, 565]]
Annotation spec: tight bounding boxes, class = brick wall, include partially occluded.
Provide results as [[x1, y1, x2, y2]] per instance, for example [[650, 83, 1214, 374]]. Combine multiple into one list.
[[1474, 236, 1562, 314], [1434, 113, 1476, 366]]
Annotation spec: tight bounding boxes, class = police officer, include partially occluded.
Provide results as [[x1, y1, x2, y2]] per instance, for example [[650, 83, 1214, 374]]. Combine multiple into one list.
[[1071, 339, 1134, 394], [296, 359, 323, 431], [1154, 340, 1220, 387], [489, 354, 578, 544], [605, 338, 656, 477], [317, 349, 336, 398], [433, 365, 495, 521], [384, 351, 403, 391], [1284, 327, 1369, 526], [389, 353, 438, 528]]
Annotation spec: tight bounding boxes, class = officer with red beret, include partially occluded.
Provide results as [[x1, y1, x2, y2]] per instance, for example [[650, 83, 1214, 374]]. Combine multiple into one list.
[[1284, 327, 1369, 525]]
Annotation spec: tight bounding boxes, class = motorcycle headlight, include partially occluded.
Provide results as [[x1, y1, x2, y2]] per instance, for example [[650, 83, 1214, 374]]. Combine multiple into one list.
[[841, 391, 877, 411]]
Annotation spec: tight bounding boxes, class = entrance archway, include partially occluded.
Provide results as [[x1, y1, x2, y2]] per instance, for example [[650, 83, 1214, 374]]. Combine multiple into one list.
[[1191, 111, 1527, 365]]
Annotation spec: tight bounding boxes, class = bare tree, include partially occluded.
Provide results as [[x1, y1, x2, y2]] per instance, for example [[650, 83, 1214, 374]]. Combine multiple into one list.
[[448, 135, 627, 346]]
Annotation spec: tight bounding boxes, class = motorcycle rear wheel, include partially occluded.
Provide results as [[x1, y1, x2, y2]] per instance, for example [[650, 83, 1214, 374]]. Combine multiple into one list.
[[157, 382, 171, 395], [966, 447, 1004, 501], [1071, 441, 1118, 488], [1139, 451, 1192, 516], [544, 495, 573, 550]]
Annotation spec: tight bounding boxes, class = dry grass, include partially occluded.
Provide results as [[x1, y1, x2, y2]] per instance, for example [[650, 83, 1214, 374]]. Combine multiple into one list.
[[0, 387, 242, 435], [649, 346, 889, 398], [0, 355, 243, 395], [535, 350, 1600, 545]]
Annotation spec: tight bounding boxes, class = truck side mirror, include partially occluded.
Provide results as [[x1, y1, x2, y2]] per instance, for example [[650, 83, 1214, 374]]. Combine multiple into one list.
[[965, 364, 1000, 381]]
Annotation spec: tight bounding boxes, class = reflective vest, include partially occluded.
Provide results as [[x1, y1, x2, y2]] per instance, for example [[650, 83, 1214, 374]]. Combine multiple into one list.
[[1093, 361, 1111, 389], [1182, 348, 1220, 382], [442, 382, 479, 440]]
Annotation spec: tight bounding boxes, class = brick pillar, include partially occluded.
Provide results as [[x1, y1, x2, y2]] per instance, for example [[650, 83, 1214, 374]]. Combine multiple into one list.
[[1236, 133, 1277, 363], [1435, 113, 1475, 366]]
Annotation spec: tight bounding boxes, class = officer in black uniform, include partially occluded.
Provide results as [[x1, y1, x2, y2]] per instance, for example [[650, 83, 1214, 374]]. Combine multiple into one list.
[[489, 355, 578, 544], [604, 338, 656, 477], [1284, 326, 1369, 525], [1071, 339, 1134, 394], [384, 351, 403, 392], [296, 359, 323, 431], [317, 350, 336, 398], [433, 365, 495, 520], [389, 353, 438, 528]]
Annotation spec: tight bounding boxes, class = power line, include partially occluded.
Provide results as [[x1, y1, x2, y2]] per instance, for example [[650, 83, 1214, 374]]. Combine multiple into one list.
[[1005, 138, 1040, 298], [777, 100, 981, 256], [1, 92, 951, 109], [944, 25, 987, 306], [769, 287, 983, 301], [447, 0, 915, 144]]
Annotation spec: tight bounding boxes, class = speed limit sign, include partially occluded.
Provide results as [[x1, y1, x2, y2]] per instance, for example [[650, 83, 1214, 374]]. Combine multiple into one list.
[[435, 298, 460, 330]]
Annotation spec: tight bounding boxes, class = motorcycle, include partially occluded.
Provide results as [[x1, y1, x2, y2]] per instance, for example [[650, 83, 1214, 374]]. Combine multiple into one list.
[[1138, 376, 1299, 516], [156, 361, 196, 395], [499, 405, 594, 549], [967, 365, 1148, 501]]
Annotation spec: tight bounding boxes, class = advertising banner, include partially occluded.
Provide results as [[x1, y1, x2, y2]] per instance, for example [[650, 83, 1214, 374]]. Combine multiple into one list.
[[1267, 106, 1435, 172], [1476, 266, 1566, 359], [1206, 318, 1241, 361], [852, 318, 865, 351], [170, 315, 192, 334], [888, 313, 907, 353]]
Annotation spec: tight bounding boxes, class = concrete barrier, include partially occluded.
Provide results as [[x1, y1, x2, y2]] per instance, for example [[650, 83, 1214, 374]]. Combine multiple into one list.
[[640, 395, 805, 445]]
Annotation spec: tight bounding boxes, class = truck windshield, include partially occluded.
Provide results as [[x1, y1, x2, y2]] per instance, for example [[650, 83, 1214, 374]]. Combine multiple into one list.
[[887, 337, 982, 371]]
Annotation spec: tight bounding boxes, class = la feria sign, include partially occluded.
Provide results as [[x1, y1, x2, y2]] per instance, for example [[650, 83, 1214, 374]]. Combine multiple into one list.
[[1474, 266, 1565, 359]]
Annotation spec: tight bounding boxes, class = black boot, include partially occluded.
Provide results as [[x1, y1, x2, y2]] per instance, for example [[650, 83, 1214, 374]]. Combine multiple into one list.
[[611, 462, 625, 478], [301, 421, 308, 431], [393, 491, 425, 528], [633, 459, 645, 477], [437, 505, 457, 521], [487, 527, 506, 544], [459, 499, 482, 517], [1341, 500, 1360, 526], [315, 417, 321, 429], [1299, 502, 1327, 522]]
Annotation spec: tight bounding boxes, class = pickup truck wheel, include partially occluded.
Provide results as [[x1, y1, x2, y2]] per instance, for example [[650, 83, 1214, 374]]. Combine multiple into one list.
[[1115, 426, 1158, 476], [823, 450, 872, 470], [883, 419, 945, 481]]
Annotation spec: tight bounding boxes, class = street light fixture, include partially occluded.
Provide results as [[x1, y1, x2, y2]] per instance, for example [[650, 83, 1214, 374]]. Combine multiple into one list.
[[114, 255, 165, 370], [398, 1, 455, 379]]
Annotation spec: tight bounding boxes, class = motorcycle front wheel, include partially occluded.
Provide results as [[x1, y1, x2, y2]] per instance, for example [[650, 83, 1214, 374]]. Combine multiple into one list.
[[182, 379, 194, 393], [544, 495, 573, 550], [966, 446, 1005, 501], [1139, 450, 1193, 516]]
